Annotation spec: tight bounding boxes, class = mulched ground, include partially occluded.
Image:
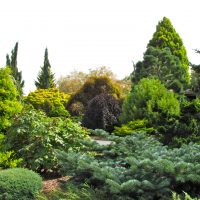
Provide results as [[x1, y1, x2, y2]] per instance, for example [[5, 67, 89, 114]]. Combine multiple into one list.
[[42, 176, 70, 193]]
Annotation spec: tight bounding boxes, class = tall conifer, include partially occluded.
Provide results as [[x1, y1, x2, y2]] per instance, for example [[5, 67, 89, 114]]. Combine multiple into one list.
[[6, 42, 24, 96], [132, 17, 190, 91], [35, 48, 55, 89], [147, 17, 190, 83]]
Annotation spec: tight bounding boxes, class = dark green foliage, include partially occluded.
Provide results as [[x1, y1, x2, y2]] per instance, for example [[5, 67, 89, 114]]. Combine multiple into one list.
[[57, 133, 200, 200], [4, 108, 88, 173], [0, 67, 22, 132], [35, 48, 55, 89], [121, 78, 180, 126], [6, 42, 25, 96], [83, 94, 122, 132], [132, 47, 188, 92], [190, 50, 200, 95], [114, 119, 154, 136], [0, 168, 42, 200], [67, 76, 122, 116], [167, 98, 200, 147], [25, 88, 70, 117], [147, 17, 190, 83]]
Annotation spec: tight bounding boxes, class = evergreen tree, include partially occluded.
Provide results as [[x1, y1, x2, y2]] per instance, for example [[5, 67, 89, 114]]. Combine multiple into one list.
[[132, 47, 188, 92], [35, 48, 55, 89], [6, 42, 24, 96], [132, 17, 190, 90], [190, 49, 200, 95], [147, 17, 190, 83]]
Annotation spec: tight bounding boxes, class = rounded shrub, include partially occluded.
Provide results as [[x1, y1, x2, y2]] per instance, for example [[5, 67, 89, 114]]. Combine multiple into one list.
[[83, 93, 122, 132], [67, 76, 122, 116], [25, 88, 70, 117], [0, 168, 42, 200]]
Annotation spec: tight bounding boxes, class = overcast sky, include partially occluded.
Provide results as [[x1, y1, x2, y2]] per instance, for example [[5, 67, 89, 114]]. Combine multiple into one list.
[[0, 0, 200, 94]]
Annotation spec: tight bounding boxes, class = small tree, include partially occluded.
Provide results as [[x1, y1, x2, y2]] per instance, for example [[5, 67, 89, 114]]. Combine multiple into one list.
[[83, 94, 122, 132], [0, 67, 22, 132], [35, 48, 55, 89]]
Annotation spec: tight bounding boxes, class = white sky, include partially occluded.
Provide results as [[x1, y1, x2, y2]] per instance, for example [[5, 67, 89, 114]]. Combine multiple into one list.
[[0, 0, 200, 94]]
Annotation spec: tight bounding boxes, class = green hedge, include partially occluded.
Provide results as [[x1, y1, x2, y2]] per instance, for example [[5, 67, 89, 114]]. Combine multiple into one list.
[[0, 168, 42, 200]]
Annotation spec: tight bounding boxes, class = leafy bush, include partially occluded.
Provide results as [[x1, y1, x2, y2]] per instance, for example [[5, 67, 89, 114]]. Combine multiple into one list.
[[4, 108, 88, 173], [25, 88, 70, 117], [0, 168, 42, 200], [67, 76, 122, 116], [165, 98, 200, 147], [114, 119, 154, 136], [121, 78, 180, 124], [57, 133, 200, 199], [0, 67, 22, 132], [83, 94, 122, 132], [0, 134, 22, 169]]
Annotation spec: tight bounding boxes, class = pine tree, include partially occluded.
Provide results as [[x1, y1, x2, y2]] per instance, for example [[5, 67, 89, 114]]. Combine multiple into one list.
[[132, 47, 188, 92], [35, 48, 55, 89], [147, 17, 190, 83], [6, 42, 25, 96]]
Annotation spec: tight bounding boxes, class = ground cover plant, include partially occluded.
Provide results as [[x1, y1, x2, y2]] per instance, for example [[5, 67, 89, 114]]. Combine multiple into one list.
[[57, 132, 200, 200]]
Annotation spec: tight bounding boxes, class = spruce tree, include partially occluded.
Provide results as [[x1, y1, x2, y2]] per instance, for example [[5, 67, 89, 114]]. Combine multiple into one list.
[[6, 42, 25, 96], [147, 17, 190, 83], [35, 48, 55, 89]]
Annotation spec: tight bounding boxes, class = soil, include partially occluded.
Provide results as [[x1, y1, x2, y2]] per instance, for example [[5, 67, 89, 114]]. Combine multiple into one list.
[[42, 176, 70, 193]]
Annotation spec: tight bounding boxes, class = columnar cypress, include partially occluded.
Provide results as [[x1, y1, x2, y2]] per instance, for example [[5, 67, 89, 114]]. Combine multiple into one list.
[[6, 42, 24, 96], [35, 48, 55, 89]]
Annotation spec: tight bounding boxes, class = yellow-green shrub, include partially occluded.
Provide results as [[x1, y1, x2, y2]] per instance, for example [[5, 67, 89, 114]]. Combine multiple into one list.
[[25, 88, 70, 117]]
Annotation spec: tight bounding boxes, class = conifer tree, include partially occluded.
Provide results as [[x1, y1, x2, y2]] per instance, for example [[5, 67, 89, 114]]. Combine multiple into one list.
[[190, 49, 200, 95], [132, 17, 190, 90], [147, 17, 190, 83], [35, 48, 55, 89], [6, 42, 24, 96]]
